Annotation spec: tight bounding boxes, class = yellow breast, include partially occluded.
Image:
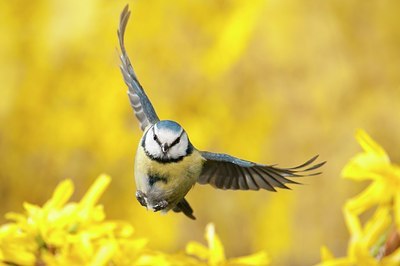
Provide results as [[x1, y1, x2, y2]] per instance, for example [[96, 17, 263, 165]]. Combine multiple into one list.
[[134, 146, 205, 194]]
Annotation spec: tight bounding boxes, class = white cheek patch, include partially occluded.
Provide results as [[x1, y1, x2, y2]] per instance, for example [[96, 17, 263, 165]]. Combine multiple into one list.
[[144, 129, 162, 157]]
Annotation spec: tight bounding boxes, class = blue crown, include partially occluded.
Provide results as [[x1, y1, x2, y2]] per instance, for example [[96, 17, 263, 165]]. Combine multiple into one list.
[[156, 120, 182, 133]]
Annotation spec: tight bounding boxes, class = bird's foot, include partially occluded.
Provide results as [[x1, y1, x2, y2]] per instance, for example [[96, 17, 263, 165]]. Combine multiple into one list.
[[135, 190, 147, 207], [153, 200, 168, 212]]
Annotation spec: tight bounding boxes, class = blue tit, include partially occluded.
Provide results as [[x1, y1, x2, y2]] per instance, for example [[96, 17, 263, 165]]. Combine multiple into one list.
[[118, 5, 325, 220]]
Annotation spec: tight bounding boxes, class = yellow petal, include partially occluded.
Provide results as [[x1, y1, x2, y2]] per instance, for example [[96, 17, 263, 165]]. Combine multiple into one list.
[[113, 221, 135, 238], [89, 205, 106, 222], [134, 252, 176, 266], [342, 158, 382, 181], [205, 223, 226, 265], [363, 206, 391, 248], [314, 257, 354, 266], [229, 251, 270, 265], [320, 245, 335, 261], [342, 130, 390, 181], [74, 232, 95, 259], [43, 179, 74, 211], [343, 183, 385, 239], [186, 241, 209, 260], [89, 242, 117, 266], [23, 202, 41, 217], [344, 182, 387, 218], [343, 203, 364, 260], [355, 130, 388, 159], [79, 174, 111, 211], [0, 247, 36, 265], [124, 238, 148, 251], [5, 212, 27, 224], [351, 243, 376, 265], [395, 191, 400, 229]]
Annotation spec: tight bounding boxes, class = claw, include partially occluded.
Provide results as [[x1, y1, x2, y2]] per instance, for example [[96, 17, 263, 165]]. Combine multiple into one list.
[[136, 190, 147, 207], [153, 200, 168, 212]]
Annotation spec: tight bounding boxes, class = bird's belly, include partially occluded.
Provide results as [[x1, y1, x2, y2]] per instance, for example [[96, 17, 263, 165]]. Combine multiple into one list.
[[134, 147, 204, 209]]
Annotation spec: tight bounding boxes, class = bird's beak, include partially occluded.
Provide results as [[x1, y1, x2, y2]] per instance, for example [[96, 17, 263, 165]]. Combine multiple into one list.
[[161, 143, 169, 153]]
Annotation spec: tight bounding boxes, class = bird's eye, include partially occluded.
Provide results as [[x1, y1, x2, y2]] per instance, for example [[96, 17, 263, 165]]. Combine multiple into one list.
[[153, 135, 158, 141]]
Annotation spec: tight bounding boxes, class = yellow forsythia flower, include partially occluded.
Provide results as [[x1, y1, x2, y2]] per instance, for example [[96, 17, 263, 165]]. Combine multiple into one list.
[[0, 175, 269, 266], [317, 130, 400, 266], [0, 174, 148, 265], [186, 223, 270, 266]]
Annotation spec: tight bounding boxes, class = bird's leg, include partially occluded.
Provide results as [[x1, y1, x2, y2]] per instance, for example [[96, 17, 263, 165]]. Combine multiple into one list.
[[135, 190, 147, 207], [153, 199, 168, 212]]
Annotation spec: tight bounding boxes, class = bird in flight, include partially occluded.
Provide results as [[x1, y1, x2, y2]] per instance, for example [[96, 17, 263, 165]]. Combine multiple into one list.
[[117, 5, 325, 220]]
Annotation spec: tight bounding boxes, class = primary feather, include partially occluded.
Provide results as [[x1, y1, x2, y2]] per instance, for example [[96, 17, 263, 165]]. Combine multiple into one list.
[[198, 153, 325, 191], [118, 5, 159, 131]]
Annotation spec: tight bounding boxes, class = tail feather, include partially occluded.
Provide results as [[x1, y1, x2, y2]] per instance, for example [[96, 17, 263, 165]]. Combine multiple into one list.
[[173, 198, 196, 220]]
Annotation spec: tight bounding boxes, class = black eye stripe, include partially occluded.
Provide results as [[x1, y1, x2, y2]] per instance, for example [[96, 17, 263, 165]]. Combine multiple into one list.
[[152, 127, 162, 146], [170, 131, 185, 148], [171, 137, 180, 147]]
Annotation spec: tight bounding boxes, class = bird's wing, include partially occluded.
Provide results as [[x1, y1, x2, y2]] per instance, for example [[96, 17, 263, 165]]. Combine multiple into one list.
[[118, 5, 160, 131], [198, 152, 325, 191]]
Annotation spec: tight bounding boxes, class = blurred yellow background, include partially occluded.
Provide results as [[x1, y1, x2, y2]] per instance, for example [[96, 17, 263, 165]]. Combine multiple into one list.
[[1, 0, 400, 265]]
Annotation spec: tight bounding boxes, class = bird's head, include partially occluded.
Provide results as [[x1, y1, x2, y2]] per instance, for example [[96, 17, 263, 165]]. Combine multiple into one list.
[[142, 120, 192, 162]]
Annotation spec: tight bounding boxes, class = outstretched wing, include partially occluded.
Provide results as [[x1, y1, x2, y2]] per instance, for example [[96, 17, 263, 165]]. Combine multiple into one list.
[[198, 152, 325, 191], [118, 5, 160, 131]]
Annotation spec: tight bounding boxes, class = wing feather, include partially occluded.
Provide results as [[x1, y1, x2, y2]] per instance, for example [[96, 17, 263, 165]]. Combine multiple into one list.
[[198, 151, 325, 191], [256, 167, 290, 189], [118, 5, 160, 131], [237, 164, 249, 190], [252, 167, 276, 191], [243, 167, 259, 190]]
